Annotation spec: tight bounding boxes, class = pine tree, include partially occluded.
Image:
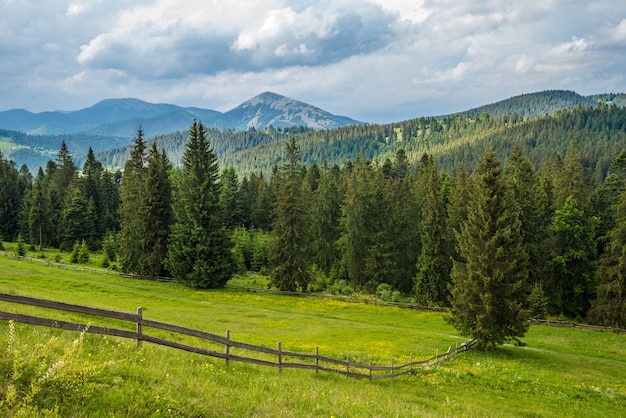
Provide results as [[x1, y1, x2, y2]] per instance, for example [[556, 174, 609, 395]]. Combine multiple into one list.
[[547, 196, 599, 317], [99, 169, 121, 234], [415, 156, 450, 305], [142, 143, 173, 277], [505, 144, 549, 286], [269, 138, 313, 292], [80, 147, 104, 237], [29, 168, 50, 251], [339, 154, 376, 291], [0, 151, 28, 241], [118, 128, 148, 274], [166, 121, 235, 288], [311, 161, 342, 277], [60, 187, 94, 251], [590, 188, 626, 327], [219, 167, 243, 230], [449, 150, 530, 350]]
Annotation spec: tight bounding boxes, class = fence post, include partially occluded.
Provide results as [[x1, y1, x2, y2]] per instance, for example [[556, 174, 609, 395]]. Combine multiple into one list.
[[391, 357, 394, 374], [369, 359, 373, 380], [225, 330, 230, 366], [277, 342, 282, 373], [136, 307, 143, 348], [447, 346, 451, 360], [315, 346, 319, 374], [410, 353, 413, 372], [346, 356, 349, 377], [435, 348, 438, 365]]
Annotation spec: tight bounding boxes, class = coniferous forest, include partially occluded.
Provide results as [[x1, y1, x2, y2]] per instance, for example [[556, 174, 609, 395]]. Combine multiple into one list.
[[2, 104, 626, 347]]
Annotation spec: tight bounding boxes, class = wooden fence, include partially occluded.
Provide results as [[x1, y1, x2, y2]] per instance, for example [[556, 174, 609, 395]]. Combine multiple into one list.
[[530, 318, 626, 334], [0, 293, 474, 380]]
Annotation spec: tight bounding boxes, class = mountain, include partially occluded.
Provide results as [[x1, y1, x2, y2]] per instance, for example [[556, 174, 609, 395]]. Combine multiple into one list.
[[0, 93, 361, 137], [221, 92, 361, 130]]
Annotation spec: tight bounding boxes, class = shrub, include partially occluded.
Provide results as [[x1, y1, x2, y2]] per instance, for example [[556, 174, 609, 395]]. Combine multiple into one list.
[[69, 241, 80, 263], [15, 234, 26, 257], [328, 279, 354, 296], [376, 283, 393, 302], [78, 240, 90, 264]]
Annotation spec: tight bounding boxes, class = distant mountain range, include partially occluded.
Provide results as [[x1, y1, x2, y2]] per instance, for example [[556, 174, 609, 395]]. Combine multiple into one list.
[[1, 89, 625, 173], [0, 92, 362, 137]]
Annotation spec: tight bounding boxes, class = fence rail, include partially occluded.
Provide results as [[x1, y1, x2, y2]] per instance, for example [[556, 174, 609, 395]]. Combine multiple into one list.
[[0, 292, 474, 379], [529, 318, 626, 334]]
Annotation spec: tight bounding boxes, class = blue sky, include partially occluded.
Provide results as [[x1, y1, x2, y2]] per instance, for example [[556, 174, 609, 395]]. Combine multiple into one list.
[[1, 0, 626, 123]]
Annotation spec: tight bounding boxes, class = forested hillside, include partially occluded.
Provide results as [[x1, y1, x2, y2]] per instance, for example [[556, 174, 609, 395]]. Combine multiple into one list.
[[93, 103, 626, 183], [448, 90, 596, 120]]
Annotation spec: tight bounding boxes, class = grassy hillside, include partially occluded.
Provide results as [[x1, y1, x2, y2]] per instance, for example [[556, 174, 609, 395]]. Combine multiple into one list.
[[1, 254, 625, 417]]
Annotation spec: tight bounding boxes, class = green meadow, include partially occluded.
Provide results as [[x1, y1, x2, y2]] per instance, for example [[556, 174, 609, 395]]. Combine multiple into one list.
[[0, 252, 625, 417]]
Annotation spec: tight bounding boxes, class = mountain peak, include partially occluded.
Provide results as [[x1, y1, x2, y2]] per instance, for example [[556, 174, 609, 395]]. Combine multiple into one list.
[[228, 92, 361, 130]]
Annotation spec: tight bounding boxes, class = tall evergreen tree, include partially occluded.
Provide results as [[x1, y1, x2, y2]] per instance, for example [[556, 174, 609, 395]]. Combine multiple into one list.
[[553, 138, 590, 211], [100, 169, 121, 234], [0, 152, 27, 241], [142, 143, 173, 277], [339, 154, 376, 290], [60, 187, 95, 251], [166, 121, 234, 288], [219, 167, 243, 230], [80, 147, 104, 236], [505, 144, 549, 286], [547, 196, 599, 317], [269, 138, 313, 292], [311, 161, 342, 277], [415, 156, 450, 305], [29, 168, 50, 250], [449, 150, 530, 350], [590, 188, 626, 327], [118, 128, 148, 274]]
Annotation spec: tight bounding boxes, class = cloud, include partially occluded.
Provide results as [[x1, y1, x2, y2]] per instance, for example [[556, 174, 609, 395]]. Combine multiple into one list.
[[0, 0, 626, 122], [76, 0, 404, 78]]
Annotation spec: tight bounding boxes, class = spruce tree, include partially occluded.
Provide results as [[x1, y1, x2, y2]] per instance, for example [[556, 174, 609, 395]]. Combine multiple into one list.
[[547, 196, 598, 317], [415, 156, 451, 306], [118, 128, 148, 274], [60, 187, 94, 251], [142, 142, 173, 277], [505, 144, 549, 286], [166, 121, 234, 288], [591, 188, 626, 327], [219, 167, 243, 230], [449, 150, 530, 350], [269, 138, 313, 292], [339, 154, 376, 291], [29, 168, 50, 251], [311, 161, 342, 277]]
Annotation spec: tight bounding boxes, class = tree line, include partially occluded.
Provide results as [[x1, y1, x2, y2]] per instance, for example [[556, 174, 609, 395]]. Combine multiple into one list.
[[1, 116, 625, 348]]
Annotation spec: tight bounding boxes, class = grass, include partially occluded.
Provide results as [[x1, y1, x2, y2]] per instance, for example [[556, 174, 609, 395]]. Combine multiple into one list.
[[1, 252, 625, 417]]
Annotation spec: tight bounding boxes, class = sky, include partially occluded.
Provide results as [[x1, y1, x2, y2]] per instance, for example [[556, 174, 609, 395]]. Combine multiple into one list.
[[1, 0, 626, 123]]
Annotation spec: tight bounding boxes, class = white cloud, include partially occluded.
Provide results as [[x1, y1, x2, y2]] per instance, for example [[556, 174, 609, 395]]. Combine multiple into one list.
[[0, 0, 626, 121]]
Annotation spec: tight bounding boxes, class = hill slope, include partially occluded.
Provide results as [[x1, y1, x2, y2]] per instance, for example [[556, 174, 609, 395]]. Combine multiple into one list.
[[447, 90, 597, 120], [1, 255, 625, 417]]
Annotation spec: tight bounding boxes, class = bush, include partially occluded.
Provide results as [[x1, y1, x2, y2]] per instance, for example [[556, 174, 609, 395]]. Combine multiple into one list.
[[78, 240, 90, 264], [376, 283, 393, 301], [327, 279, 354, 296], [69, 241, 80, 263], [15, 234, 26, 257]]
